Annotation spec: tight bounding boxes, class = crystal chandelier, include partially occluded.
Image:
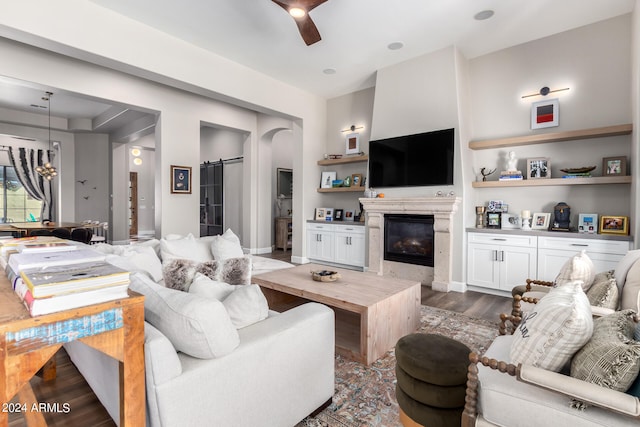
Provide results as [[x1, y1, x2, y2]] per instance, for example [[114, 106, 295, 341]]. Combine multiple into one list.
[[36, 91, 58, 180]]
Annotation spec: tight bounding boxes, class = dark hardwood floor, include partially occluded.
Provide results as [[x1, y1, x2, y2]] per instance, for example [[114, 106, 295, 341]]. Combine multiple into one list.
[[8, 250, 512, 426]]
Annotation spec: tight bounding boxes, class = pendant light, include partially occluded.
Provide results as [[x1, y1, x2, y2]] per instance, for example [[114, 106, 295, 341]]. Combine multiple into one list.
[[36, 91, 58, 180]]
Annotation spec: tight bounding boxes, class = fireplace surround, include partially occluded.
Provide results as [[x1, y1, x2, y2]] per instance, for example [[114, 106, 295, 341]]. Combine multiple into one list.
[[360, 197, 461, 292]]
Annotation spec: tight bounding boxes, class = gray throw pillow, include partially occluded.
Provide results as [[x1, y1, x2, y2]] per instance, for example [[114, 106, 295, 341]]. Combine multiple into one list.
[[163, 256, 252, 291], [571, 309, 640, 392], [586, 277, 619, 309]]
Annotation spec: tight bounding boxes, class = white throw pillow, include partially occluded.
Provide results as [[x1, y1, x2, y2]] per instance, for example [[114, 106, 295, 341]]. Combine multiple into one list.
[[129, 273, 239, 359], [510, 281, 593, 372], [555, 250, 595, 291], [104, 246, 163, 282], [189, 273, 236, 300], [160, 233, 213, 263], [210, 229, 244, 261], [221, 284, 269, 329]]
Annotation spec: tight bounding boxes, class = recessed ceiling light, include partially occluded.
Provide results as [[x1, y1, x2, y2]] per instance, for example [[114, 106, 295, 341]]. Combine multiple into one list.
[[387, 42, 404, 51], [289, 7, 306, 18], [474, 10, 494, 21], [323, 68, 337, 75]]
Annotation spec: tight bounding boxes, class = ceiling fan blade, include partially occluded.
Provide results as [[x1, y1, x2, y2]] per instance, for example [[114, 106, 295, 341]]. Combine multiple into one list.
[[295, 15, 322, 46]]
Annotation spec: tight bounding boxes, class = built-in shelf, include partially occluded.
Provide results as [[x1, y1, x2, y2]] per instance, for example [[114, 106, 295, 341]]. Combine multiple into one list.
[[317, 155, 368, 166], [472, 175, 631, 188], [317, 187, 366, 193], [469, 124, 632, 150]]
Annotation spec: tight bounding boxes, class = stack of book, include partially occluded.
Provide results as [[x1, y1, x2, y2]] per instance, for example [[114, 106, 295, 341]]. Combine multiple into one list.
[[498, 170, 523, 181], [562, 172, 592, 179], [9, 248, 129, 316], [0, 236, 75, 268]]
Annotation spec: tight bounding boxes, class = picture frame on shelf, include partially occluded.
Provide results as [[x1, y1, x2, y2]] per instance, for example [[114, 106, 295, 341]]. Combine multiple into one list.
[[334, 209, 344, 221], [600, 215, 629, 235], [531, 98, 559, 129], [171, 165, 192, 194], [578, 213, 598, 234], [351, 173, 363, 187], [315, 208, 326, 221], [531, 212, 551, 230], [344, 210, 355, 222], [602, 156, 627, 176], [325, 208, 334, 221], [501, 213, 520, 230], [320, 171, 337, 189], [345, 133, 360, 155], [527, 157, 550, 179], [486, 211, 501, 229]]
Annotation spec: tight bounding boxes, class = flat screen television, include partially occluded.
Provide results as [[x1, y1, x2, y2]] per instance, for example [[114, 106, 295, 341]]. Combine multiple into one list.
[[368, 128, 454, 188]]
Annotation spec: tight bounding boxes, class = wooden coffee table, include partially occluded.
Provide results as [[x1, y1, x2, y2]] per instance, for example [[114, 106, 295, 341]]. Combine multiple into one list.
[[253, 263, 421, 365]]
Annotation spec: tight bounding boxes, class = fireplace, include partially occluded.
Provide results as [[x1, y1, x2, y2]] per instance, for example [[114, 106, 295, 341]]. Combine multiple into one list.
[[384, 214, 434, 267]]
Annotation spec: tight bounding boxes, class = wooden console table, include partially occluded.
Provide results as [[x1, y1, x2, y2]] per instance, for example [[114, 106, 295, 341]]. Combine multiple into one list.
[[0, 273, 145, 426]]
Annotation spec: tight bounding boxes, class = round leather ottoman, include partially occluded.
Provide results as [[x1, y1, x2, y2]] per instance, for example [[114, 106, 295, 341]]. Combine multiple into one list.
[[395, 333, 471, 427]]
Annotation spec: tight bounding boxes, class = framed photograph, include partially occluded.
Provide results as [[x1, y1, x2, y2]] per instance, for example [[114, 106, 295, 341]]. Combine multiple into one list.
[[531, 212, 551, 230], [315, 208, 326, 221], [527, 157, 550, 179], [600, 215, 629, 235], [325, 208, 334, 221], [487, 200, 503, 212], [351, 173, 363, 187], [345, 133, 360, 155], [320, 171, 337, 189], [344, 210, 355, 222], [334, 209, 344, 221], [171, 165, 192, 194], [486, 211, 501, 229], [531, 98, 559, 129], [501, 213, 520, 230], [578, 213, 598, 234], [602, 156, 627, 176]]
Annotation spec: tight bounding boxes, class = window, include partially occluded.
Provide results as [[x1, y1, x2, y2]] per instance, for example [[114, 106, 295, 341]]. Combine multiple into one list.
[[0, 166, 42, 223]]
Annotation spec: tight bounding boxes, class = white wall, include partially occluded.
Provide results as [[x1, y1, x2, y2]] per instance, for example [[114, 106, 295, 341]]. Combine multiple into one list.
[[0, 1, 327, 257], [128, 141, 155, 235], [74, 133, 110, 222]]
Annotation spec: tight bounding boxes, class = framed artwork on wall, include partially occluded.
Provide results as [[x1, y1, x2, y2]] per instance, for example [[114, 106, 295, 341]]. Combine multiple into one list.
[[531, 98, 559, 129], [345, 133, 360, 155], [171, 165, 192, 194]]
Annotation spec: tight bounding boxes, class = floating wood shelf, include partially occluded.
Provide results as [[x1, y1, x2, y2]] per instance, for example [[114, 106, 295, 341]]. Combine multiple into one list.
[[472, 175, 631, 188], [317, 187, 366, 193], [317, 155, 368, 166], [469, 124, 632, 150]]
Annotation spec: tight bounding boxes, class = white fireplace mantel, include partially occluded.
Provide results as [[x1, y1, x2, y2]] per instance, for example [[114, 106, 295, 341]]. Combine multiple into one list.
[[359, 197, 461, 292]]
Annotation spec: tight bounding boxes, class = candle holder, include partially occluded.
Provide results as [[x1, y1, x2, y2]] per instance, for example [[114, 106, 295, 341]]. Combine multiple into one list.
[[521, 216, 532, 230], [475, 206, 486, 228]]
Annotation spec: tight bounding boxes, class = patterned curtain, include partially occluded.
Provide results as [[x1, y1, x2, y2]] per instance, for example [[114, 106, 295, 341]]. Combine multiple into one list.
[[7, 147, 54, 222]]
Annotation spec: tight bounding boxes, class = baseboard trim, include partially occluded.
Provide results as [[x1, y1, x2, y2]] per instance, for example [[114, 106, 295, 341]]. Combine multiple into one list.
[[291, 256, 309, 264], [246, 246, 273, 255]]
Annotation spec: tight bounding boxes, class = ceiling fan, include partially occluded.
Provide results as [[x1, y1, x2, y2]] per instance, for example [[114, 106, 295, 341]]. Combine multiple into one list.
[[271, 0, 328, 46]]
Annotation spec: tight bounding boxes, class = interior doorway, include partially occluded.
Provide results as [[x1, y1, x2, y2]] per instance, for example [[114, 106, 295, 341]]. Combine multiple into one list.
[[129, 171, 138, 238]]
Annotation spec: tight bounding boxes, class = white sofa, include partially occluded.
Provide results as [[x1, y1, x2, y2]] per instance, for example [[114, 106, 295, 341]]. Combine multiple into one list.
[[64, 232, 336, 427]]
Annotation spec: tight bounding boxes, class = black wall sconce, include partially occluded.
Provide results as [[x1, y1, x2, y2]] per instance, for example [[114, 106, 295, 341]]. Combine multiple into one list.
[[522, 86, 570, 99]]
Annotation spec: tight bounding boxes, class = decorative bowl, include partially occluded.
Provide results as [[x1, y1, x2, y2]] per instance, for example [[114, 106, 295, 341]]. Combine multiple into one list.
[[559, 166, 596, 174], [310, 270, 341, 282]]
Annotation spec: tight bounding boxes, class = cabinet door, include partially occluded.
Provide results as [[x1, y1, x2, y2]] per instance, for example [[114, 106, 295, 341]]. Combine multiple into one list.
[[467, 243, 500, 289], [306, 230, 334, 261], [335, 232, 365, 267], [500, 246, 537, 290], [537, 248, 625, 282]]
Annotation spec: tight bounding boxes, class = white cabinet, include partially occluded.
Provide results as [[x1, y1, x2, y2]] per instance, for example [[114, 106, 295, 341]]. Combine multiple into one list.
[[537, 236, 631, 282], [334, 225, 365, 268], [306, 223, 334, 262], [306, 222, 365, 269], [467, 232, 537, 291]]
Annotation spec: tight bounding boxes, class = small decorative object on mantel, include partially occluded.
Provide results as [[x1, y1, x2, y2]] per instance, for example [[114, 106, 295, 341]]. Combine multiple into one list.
[[560, 166, 596, 179], [480, 167, 496, 182], [310, 270, 341, 282], [578, 213, 598, 234], [551, 202, 571, 231]]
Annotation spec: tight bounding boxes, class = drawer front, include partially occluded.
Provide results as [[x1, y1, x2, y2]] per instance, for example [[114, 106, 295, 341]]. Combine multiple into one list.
[[306, 222, 335, 232], [538, 236, 630, 255], [334, 224, 365, 235], [467, 232, 536, 248]]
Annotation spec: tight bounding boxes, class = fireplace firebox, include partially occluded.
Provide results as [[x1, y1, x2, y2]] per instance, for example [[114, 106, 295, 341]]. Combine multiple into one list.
[[384, 214, 434, 267]]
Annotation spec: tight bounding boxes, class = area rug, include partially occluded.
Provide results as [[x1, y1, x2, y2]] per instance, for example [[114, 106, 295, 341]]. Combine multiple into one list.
[[297, 305, 499, 427]]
